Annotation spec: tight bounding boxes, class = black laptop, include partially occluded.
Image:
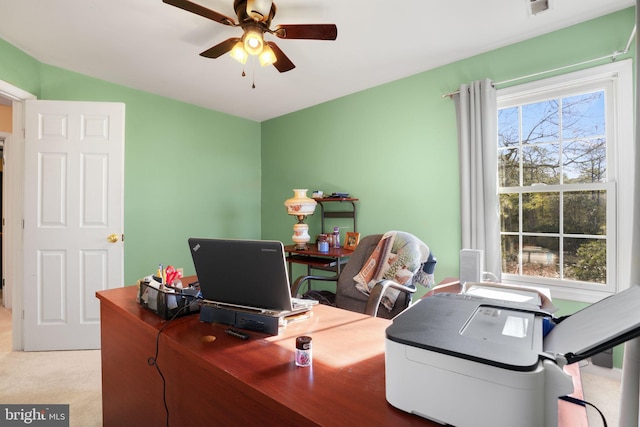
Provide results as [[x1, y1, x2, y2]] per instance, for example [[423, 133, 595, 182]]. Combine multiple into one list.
[[188, 238, 316, 316]]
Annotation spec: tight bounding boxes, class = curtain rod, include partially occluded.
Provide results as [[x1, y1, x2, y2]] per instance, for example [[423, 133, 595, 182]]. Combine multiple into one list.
[[441, 24, 637, 98]]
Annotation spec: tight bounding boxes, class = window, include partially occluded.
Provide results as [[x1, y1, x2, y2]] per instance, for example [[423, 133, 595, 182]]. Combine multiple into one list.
[[497, 61, 633, 302]]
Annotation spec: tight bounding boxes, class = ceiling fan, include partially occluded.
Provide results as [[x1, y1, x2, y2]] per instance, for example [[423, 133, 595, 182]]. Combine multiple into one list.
[[163, 0, 338, 72]]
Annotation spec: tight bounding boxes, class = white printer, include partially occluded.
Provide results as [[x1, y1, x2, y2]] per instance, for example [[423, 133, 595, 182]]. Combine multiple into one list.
[[385, 286, 640, 427]]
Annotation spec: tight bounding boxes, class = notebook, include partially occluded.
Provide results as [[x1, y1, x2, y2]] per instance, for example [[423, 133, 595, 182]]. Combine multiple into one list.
[[187, 238, 316, 317]]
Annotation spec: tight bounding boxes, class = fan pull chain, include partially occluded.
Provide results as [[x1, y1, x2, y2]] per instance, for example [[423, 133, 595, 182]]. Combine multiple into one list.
[[252, 58, 256, 89], [238, 57, 256, 88]]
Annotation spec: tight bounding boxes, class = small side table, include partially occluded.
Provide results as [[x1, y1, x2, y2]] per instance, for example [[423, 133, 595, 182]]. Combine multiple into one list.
[[284, 244, 354, 286]]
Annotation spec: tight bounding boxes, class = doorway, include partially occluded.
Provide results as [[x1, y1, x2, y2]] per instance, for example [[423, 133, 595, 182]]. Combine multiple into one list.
[[0, 80, 36, 350], [0, 137, 3, 307], [0, 98, 9, 308]]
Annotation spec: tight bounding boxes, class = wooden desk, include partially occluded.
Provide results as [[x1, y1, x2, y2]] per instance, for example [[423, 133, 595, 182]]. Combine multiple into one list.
[[97, 283, 433, 427], [97, 280, 587, 427]]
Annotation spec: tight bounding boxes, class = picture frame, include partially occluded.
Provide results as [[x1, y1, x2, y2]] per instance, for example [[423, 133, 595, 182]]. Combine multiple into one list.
[[344, 232, 360, 250]]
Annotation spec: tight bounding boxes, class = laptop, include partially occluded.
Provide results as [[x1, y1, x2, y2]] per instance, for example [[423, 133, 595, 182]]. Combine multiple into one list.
[[187, 238, 316, 317]]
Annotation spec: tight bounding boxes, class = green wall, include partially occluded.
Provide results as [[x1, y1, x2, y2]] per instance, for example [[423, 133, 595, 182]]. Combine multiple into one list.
[[262, 7, 635, 286], [261, 8, 635, 367], [0, 45, 262, 284], [0, 37, 41, 96]]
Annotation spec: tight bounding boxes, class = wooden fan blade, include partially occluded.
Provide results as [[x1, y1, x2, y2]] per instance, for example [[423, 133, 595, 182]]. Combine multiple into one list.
[[267, 42, 295, 73], [200, 38, 241, 58], [273, 24, 337, 40], [163, 0, 236, 26]]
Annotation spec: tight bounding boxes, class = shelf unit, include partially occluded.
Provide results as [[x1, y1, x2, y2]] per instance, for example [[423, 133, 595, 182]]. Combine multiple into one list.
[[315, 197, 359, 234], [285, 198, 359, 286]]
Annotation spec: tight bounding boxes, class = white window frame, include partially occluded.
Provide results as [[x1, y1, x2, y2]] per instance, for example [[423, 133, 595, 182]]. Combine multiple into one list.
[[497, 60, 633, 303]]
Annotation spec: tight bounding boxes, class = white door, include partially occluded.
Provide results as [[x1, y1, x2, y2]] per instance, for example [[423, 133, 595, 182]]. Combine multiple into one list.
[[23, 100, 125, 351]]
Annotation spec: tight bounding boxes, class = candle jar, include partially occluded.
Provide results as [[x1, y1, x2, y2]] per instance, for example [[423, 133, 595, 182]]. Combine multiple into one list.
[[295, 336, 312, 367], [317, 234, 329, 252]]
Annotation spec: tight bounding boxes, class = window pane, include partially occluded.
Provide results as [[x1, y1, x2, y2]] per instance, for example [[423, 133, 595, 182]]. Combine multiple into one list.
[[501, 235, 520, 274], [499, 148, 519, 187], [522, 100, 559, 144], [562, 92, 605, 139], [522, 192, 559, 233], [522, 236, 559, 278], [500, 193, 519, 232], [496, 66, 623, 293], [498, 107, 520, 148], [563, 138, 606, 183], [563, 238, 606, 284], [522, 144, 560, 185], [564, 190, 606, 235]]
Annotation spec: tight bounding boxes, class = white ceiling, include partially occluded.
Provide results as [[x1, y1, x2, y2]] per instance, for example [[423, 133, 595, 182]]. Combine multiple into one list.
[[0, 0, 634, 122]]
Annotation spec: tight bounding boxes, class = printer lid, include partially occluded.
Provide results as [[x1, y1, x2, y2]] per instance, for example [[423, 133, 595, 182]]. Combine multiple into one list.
[[386, 286, 640, 371], [386, 293, 546, 372], [543, 285, 640, 364]]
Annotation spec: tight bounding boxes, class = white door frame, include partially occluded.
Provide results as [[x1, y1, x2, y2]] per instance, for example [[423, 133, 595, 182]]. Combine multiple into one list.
[[0, 80, 36, 350], [0, 131, 9, 307], [0, 131, 8, 309]]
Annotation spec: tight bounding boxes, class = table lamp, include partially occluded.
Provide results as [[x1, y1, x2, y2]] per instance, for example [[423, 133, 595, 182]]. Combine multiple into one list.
[[284, 189, 317, 250]]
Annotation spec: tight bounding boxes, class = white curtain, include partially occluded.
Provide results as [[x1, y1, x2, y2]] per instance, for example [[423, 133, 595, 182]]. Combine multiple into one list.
[[453, 79, 501, 282], [618, 5, 640, 426]]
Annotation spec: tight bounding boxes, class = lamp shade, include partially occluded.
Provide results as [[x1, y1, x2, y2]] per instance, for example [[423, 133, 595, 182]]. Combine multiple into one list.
[[284, 189, 317, 216], [243, 29, 264, 56], [246, 0, 272, 21], [229, 41, 248, 64], [259, 44, 277, 67]]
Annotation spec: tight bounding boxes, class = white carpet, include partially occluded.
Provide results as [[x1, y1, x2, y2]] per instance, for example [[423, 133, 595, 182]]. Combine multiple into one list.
[[581, 362, 622, 427], [0, 303, 102, 427]]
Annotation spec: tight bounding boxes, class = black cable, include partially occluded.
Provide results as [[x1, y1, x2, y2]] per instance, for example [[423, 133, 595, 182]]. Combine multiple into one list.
[[559, 395, 608, 427], [147, 293, 199, 427]]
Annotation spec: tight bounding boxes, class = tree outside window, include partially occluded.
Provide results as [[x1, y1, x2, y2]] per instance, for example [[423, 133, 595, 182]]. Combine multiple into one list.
[[498, 91, 608, 286]]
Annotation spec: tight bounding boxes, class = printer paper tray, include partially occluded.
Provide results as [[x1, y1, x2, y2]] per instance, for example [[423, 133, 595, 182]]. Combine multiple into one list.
[[543, 285, 640, 364]]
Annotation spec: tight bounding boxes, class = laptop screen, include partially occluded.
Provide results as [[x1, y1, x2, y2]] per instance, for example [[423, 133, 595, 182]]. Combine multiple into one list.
[[188, 238, 294, 312]]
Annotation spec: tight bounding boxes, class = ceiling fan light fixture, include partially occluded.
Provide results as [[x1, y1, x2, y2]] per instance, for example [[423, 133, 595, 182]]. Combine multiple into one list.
[[229, 41, 248, 64], [164, 0, 337, 74], [259, 44, 277, 66], [243, 29, 264, 55], [246, 0, 272, 21]]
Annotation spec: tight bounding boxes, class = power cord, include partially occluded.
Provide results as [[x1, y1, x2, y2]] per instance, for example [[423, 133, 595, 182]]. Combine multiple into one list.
[[147, 294, 200, 427], [559, 395, 607, 427]]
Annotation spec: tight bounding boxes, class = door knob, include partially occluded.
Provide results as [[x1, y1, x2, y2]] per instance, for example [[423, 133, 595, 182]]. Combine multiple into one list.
[[107, 234, 119, 243]]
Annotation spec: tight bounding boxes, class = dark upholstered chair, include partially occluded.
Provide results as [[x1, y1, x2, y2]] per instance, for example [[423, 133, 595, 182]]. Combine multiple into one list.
[[292, 234, 435, 319]]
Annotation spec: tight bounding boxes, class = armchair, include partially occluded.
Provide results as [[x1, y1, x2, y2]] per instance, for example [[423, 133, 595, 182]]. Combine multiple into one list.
[[292, 234, 436, 319]]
